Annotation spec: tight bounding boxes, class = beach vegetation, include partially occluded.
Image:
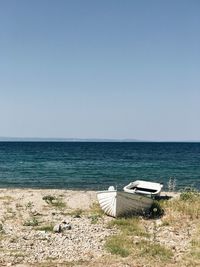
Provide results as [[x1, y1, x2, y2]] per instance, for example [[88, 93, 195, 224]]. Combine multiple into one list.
[[180, 187, 199, 201], [42, 195, 56, 204], [42, 195, 66, 209], [23, 217, 39, 227], [105, 212, 174, 265], [51, 199, 66, 209], [36, 224, 54, 232], [25, 201, 34, 209], [107, 217, 149, 237], [90, 202, 104, 215], [88, 202, 104, 223], [136, 240, 173, 261], [162, 189, 200, 220], [89, 213, 102, 224], [68, 208, 84, 218], [105, 234, 131, 257], [181, 225, 200, 266], [0, 195, 13, 201]]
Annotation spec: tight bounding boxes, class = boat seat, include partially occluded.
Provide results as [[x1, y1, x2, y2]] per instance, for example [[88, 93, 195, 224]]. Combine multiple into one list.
[[132, 187, 157, 193]]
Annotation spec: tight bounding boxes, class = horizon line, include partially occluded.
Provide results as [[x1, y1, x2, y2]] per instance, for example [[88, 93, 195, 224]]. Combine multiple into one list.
[[0, 137, 200, 142]]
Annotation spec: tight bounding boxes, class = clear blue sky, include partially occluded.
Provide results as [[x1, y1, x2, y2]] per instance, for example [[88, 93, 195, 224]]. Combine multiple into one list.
[[0, 0, 199, 141]]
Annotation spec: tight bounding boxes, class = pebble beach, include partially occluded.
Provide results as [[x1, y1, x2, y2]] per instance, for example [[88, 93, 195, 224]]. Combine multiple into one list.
[[0, 189, 199, 267]]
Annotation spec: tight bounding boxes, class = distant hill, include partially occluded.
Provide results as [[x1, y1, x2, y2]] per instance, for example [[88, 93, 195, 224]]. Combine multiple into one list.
[[0, 137, 141, 142]]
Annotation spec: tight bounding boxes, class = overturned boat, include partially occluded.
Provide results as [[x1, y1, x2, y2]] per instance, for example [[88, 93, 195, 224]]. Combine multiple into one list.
[[123, 180, 163, 197], [97, 186, 153, 218]]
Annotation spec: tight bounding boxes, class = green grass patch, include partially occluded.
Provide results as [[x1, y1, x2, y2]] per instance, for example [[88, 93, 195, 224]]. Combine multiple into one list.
[[105, 234, 131, 257], [89, 202, 104, 216], [137, 240, 173, 261], [108, 217, 149, 237], [88, 202, 104, 224]]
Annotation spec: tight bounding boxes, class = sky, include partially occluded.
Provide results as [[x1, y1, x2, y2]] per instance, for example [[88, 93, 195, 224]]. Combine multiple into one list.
[[0, 0, 200, 141]]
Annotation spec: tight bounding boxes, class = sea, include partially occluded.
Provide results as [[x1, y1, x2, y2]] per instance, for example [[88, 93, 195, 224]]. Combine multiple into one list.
[[0, 142, 199, 191]]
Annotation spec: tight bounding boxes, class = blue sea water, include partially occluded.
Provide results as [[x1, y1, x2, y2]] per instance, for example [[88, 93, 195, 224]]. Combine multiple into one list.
[[0, 142, 199, 191]]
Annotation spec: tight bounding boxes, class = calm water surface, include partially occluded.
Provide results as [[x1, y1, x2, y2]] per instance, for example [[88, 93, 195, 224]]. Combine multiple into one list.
[[0, 142, 199, 190]]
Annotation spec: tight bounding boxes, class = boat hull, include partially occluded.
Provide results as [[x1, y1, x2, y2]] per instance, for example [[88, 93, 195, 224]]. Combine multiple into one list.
[[124, 180, 163, 196], [97, 190, 153, 217]]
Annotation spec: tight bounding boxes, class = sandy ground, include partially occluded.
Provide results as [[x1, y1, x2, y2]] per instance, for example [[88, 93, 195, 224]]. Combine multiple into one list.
[[0, 189, 194, 267], [0, 189, 114, 266]]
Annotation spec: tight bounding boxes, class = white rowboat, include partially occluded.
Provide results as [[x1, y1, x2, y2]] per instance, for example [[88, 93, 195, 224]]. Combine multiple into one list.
[[123, 180, 163, 196], [97, 187, 153, 217]]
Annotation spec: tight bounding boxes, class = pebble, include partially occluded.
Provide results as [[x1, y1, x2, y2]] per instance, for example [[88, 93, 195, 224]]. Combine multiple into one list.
[[53, 224, 61, 233]]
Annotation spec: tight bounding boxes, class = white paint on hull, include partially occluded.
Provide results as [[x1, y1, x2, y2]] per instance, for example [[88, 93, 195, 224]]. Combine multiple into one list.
[[97, 190, 153, 217]]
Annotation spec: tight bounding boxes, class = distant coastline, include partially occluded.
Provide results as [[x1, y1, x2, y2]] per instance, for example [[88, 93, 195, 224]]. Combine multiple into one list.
[[0, 137, 140, 142], [0, 137, 200, 142]]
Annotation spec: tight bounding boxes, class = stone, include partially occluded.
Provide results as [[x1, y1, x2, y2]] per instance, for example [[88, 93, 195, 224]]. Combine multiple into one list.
[[53, 224, 61, 233], [61, 221, 72, 230]]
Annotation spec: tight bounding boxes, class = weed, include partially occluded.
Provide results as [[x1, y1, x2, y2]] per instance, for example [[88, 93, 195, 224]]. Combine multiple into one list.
[[108, 217, 148, 237], [88, 202, 104, 224], [36, 224, 54, 232], [163, 189, 200, 220], [0, 195, 13, 201], [42, 195, 56, 204], [89, 214, 101, 224], [26, 201, 34, 209], [90, 202, 104, 216], [52, 200, 66, 209], [42, 195, 66, 209], [68, 208, 83, 218], [180, 187, 199, 201], [105, 235, 131, 257], [23, 217, 39, 227], [137, 240, 173, 261]]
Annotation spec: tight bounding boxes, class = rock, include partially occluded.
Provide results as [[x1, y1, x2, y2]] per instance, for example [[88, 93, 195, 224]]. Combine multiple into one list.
[[61, 221, 72, 230], [53, 224, 61, 233]]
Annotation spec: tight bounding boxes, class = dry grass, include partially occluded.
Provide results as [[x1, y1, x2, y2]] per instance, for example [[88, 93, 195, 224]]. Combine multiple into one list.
[[161, 190, 200, 223], [103, 191, 200, 267], [0, 189, 199, 267], [42, 195, 67, 209]]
